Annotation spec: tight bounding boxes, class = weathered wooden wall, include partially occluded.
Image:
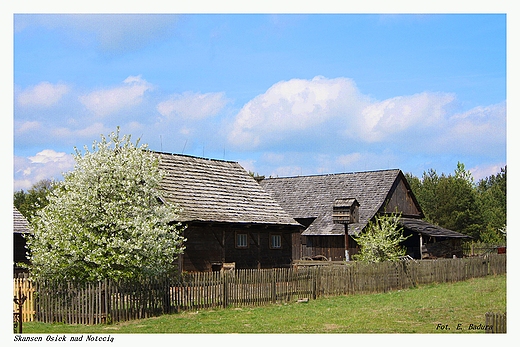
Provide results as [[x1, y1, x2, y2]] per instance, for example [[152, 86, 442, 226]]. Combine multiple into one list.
[[383, 175, 422, 217], [301, 235, 345, 261], [181, 223, 295, 272]]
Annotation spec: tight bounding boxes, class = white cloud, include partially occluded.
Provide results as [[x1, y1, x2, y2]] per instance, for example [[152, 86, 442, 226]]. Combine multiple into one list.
[[16, 121, 41, 133], [436, 102, 506, 155], [79, 76, 153, 117], [17, 82, 69, 107], [227, 76, 503, 161], [14, 150, 75, 191], [28, 149, 69, 164], [358, 92, 455, 142], [157, 91, 229, 120], [469, 163, 506, 182], [228, 76, 367, 148]]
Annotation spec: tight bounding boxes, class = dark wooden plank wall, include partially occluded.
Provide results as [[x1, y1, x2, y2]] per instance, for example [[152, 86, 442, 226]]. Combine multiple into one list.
[[383, 175, 422, 216], [181, 224, 296, 272], [301, 235, 345, 261]]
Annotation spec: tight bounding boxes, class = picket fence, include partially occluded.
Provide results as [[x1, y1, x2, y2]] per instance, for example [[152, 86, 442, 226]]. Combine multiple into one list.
[[485, 312, 507, 333], [14, 254, 506, 325], [13, 274, 35, 322]]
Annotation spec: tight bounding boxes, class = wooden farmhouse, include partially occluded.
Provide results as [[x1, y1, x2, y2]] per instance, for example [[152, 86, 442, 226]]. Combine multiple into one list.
[[156, 152, 303, 272], [13, 206, 31, 274], [259, 169, 470, 261]]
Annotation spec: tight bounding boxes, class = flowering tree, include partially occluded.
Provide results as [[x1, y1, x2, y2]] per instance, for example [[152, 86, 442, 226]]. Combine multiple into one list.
[[352, 212, 409, 263], [25, 128, 185, 282]]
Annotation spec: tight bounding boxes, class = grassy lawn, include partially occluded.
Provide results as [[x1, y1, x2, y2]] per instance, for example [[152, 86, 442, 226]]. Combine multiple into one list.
[[20, 274, 506, 334]]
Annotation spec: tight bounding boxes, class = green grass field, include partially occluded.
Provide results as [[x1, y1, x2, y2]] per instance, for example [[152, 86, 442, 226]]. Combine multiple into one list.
[[20, 274, 506, 334]]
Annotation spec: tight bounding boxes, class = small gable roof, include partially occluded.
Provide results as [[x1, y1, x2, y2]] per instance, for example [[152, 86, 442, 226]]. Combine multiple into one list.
[[156, 152, 301, 227], [13, 207, 30, 234], [260, 169, 404, 235]]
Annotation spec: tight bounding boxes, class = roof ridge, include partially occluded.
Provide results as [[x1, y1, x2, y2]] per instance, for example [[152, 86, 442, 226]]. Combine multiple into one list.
[[262, 168, 401, 180], [151, 150, 238, 164]]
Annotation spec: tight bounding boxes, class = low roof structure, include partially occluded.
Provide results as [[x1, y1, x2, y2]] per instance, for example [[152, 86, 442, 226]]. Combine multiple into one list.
[[13, 207, 31, 234], [400, 218, 470, 239], [156, 152, 301, 227]]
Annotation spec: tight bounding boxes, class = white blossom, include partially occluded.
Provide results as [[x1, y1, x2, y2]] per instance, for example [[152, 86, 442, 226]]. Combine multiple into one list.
[[26, 127, 185, 282]]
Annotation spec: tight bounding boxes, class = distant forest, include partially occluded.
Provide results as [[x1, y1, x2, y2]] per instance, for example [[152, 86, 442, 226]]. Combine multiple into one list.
[[405, 162, 506, 244]]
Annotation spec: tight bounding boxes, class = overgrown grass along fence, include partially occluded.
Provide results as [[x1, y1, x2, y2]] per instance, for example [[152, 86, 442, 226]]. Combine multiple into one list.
[[14, 254, 506, 325]]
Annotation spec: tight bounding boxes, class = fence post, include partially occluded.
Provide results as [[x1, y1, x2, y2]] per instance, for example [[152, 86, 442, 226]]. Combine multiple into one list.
[[271, 269, 277, 303], [312, 267, 319, 300], [14, 286, 27, 333], [222, 271, 229, 308], [486, 312, 506, 333]]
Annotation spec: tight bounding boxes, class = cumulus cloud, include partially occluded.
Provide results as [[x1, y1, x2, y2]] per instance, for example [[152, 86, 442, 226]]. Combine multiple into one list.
[[228, 76, 367, 148], [17, 82, 69, 107], [14, 150, 75, 191], [16, 121, 41, 134], [358, 92, 456, 142], [436, 102, 506, 155], [227, 76, 502, 161], [28, 149, 70, 164], [79, 76, 153, 117], [157, 91, 229, 120]]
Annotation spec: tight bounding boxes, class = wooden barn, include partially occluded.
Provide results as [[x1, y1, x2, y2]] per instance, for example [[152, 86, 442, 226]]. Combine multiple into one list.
[[13, 206, 31, 274], [259, 169, 470, 261], [156, 152, 303, 272]]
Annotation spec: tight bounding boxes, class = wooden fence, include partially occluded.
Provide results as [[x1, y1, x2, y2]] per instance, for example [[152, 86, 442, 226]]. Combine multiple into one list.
[[14, 254, 506, 325], [485, 312, 507, 333], [462, 241, 506, 256], [13, 273, 35, 322]]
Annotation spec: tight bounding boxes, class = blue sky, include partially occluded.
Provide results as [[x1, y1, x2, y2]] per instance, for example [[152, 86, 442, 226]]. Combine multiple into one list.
[[11, 11, 508, 191]]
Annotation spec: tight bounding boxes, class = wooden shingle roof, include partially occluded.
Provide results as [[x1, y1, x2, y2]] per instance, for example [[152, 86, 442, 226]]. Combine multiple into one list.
[[400, 218, 471, 239], [13, 207, 30, 234], [156, 152, 301, 227], [260, 169, 402, 236]]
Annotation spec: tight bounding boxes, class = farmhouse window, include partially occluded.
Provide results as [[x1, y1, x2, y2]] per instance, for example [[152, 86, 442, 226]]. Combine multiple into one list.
[[236, 233, 248, 248], [270, 234, 282, 249]]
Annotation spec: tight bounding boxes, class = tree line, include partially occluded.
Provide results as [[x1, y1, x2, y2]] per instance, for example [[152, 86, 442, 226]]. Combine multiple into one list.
[[14, 152, 506, 281], [16, 161, 507, 246], [405, 162, 506, 244]]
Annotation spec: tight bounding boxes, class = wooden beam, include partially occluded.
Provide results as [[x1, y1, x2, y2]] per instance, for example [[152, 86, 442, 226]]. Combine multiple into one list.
[[419, 233, 423, 260]]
